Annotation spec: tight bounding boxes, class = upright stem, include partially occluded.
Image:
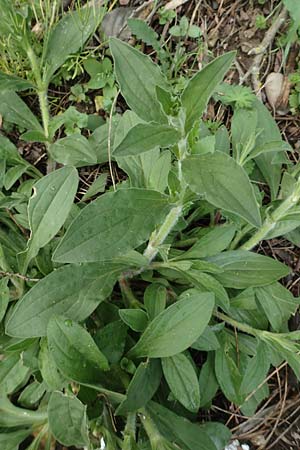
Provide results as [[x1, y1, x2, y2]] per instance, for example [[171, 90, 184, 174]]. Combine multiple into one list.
[[143, 205, 183, 263], [241, 179, 300, 251]]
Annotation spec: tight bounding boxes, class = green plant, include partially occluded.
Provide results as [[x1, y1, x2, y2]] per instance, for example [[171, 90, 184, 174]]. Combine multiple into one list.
[[0, 1, 106, 172], [169, 16, 202, 39], [1, 36, 300, 450]]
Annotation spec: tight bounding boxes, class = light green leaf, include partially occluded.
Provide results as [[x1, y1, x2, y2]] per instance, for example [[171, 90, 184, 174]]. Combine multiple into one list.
[[0, 91, 42, 132], [231, 108, 257, 162], [53, 188, 170, 263], [119, 309, 148, 332], [44, 5, 105, 82], [18, 381, 46, 408], [128, 289, 215, 358], [116, 359, 161, 415], [208, 250, 290, 288], [0, 71, 34, 91], [127, 18, 160, 49], [109, 38, 168, 123], [182, 52, 235, 132], [114, 123, 180, 157], [0, 395, 47, 427], [47, 316, 109, 384], [49, 135, 97, 167], [116, 148, 160, 188], [182, 152, 261, 227], [162, 352, 200, 412], [23, 166, 78, 265], [255, 282, 298, 332], [148, 150, 172, 192], [175, 224, 236, 259], [48, 391, 89, 447], [6, 262, 122, 338]]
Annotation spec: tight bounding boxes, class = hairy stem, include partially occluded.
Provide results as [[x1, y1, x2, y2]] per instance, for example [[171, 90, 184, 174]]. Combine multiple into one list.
[[214, 311, 260, 337], [241, 179, 300, 250], [143, 205, 183, 263]]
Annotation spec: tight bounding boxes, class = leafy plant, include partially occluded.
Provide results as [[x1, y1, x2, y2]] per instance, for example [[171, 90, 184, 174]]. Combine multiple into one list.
[[1, 31, 300, 450]]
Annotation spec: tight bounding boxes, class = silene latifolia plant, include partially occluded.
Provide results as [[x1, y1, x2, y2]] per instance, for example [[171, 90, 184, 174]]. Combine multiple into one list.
[[1, 9, 300, 450]]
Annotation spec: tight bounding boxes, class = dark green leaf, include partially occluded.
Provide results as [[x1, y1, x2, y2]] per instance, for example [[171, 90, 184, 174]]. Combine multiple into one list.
[[116, 359, 161, 415], [94, 320, 127, 364], [0, 91, 42, 132], [49, 135, 97, 167], [109, 38, 168, 123], [255, 282, 298, 331], [119, 309, 148, 332], [0, 430, 31, 450], [191, 326, 220, 351], [114, 123, 180, 157], [47, 316, 109, 384], [182, 152, 261, 227], [0, 354, 29, 394], [199, 354, 219, 407], [53, 188, 170, 263], [162, 352, 200, 412], [23, 166, 78, 265], [208, 250, 290, 288], [6, 263, 122, 338], [182, 52, 235, 132], [240, 341, 270, 395], [0, 71, 34, 91], [48, 391, 89, 447], [128, 289, 215, 358], [144, 283, 167, 320], [38, 338, 66, 390], [44, 5, 105, 82]]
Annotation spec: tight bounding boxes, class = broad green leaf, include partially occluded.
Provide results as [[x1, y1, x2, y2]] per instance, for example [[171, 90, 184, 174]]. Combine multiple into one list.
[[109, 38, 168, 123], [116, 359, 161, 415], [119, 309, 148, 332], [148, 150, 172, 193], [48, 391, 89, 447], [183, 152, 261, 227], [254, 99, 282, 199], [0, 430, 31, 450], [182, 52, 235, 132], [128, 289, 215, 358], [23, 166, 78, 264], [147, 401, 220, 450], [231, 108, 257, 162], [208, 250, 290, 288], [199, 354, 219, 407], [94, 320, 128, 364], [0, 354, 29, 394], [49, 135, 97, 167], [240, 341, 270, 395], [255, 282, 298, 332], [89, 116, 120, 164], [44, 5, 105, 82], [175, 224, 236, 259], [53, 188, 170, 263], [162, 352, 200, 412], [249, 140, 291, 160], [114, 123, 180, 157], [144, 283, 167, 320], [47, 316, 109, 384], [116, 148, 160, 188], [0, 91, 43, 132], [0, 71, 34, 91], [6, 262, 122, 338], [38, 338, 66, 390]]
